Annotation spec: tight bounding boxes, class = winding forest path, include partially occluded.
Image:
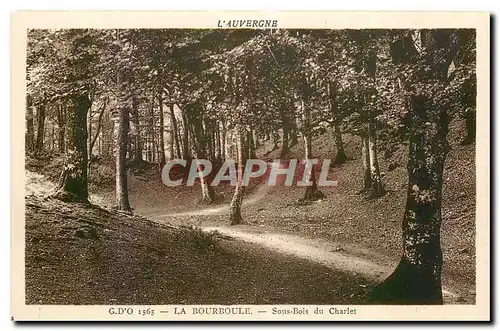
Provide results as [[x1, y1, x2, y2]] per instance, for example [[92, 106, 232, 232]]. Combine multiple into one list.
[[145, 184, 460, 302]]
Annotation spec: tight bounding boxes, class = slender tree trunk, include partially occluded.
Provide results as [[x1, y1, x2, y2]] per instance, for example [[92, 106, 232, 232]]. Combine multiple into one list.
[[87, 108, 93, 160], [221, 121, 227, 161], [168, 104, 181, 159], [367, 122, 385, 198], [157, 91, 166, 169], [280, 110, 290, 157], [56, 102, 66, 154], [370, 96, 448, 304], [51, 123, 55, 151], [115, 99, 132, 212], [247, 128, 257, 159], [52, 94, 90, 203], [181, 107, 190, 161], [327, 82, 346, 164], [333, 122, 347, 164], [130, 97, 143, 162], [301, 99, 323, 201], [229, 126, 245, 225], [26, 98, 35, 153], [361, 134, 371, 192], [35, 104, 46, 156]]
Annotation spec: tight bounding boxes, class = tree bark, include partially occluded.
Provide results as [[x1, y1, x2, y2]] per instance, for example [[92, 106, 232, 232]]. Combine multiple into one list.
[[300, 99, 324, 201], [229, 126, 246, 225], [52, 94, 90, 203], [157, 91, 166, 169], [328, 81, 347, 165], [367, 122, 385, 198], [369, 96, 448, 304], [115, 97, 132, 212], [361, 134, 371, 192], [181, 107, 190, 161], [56, 102, 66, 154], [370, 29, 458, 305], [25, 97, 35, 153], [168, 104, 181, 159], [35, 104, 46, 156], [130, 96, 143, 162]]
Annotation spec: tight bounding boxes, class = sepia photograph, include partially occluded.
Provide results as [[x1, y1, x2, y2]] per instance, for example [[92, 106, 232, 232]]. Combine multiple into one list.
[[11, 11, 490, 321]]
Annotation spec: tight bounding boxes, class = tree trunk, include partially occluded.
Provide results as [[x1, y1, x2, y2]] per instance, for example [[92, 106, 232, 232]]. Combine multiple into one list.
[[367, 122, 385, 198], [370, 29, 458, 304], [280, 110, 290, 157], [229, 126, 245, 225], [157, 91, 166, 169], [461, 111, 476, 145], [181, 108, 190, 161], [333, 121, 347, 164], [25, 98, 35, 153], [361, 134, 371, 192], [326, 81, 346, 164], [369, 96, 448, 304], [168, 104, 181, 159], [115, 97, 132, 212], [130, 97, 143, 162], [52, 94, 90, 203], [247, 128, 257, 159], [35, 104, 46, 156], [56, 102, 66, 154], [300, 99, 323, 201]]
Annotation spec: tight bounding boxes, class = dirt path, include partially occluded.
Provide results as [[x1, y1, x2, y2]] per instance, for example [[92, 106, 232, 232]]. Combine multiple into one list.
[[147, 186, 460, 303], [25, 169, 462, 303]]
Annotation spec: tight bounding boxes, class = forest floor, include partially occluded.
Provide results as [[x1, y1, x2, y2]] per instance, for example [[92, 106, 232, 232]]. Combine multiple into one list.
[[24, 119, 475, 304], [25, 173, 370, 305]]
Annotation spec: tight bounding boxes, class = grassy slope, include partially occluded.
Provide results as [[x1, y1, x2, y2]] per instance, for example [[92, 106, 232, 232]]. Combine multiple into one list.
[[25, 195, 370, 305]]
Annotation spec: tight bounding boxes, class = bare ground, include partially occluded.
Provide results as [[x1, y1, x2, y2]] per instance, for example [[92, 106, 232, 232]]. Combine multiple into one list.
[[25, 194, 370, 305]]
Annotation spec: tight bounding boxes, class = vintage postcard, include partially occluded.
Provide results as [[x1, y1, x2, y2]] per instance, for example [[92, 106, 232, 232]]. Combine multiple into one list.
[[11, 11, 490, 321]]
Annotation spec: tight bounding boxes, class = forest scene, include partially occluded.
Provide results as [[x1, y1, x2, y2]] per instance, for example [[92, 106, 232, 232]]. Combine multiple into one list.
[[24, 28, 476, 306]]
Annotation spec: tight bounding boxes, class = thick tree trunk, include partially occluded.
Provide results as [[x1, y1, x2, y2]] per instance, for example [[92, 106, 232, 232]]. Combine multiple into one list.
[[35, 104, 46, 156], [229, 127, 246, 225], [52, 94, 90, 203], [367, 122, 385, 198], [370, 96, 448, 304], [25, 99, 35, 153]]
